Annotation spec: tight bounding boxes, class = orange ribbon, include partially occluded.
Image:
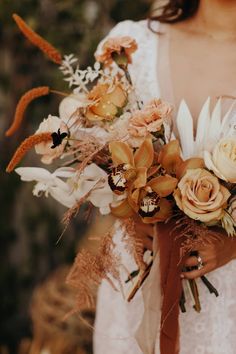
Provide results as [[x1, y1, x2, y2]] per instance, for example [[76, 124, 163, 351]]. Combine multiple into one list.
[[157, 221, 185, 354]]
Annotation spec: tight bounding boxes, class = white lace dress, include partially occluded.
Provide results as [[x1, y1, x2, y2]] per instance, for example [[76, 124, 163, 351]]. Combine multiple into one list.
[[93, 20, 236, 354]]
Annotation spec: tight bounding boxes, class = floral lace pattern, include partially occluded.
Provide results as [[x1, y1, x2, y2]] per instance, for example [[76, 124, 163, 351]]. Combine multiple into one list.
[[94, 20, 236, 354]]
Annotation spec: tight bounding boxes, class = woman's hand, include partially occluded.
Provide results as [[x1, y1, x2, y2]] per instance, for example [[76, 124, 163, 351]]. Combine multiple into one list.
[[182, 233, 236, 280]]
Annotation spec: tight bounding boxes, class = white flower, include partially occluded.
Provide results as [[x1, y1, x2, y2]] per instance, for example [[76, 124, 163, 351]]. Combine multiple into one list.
[[35, 115, 68, 164], [16, 164, 115, 215], [15, 167, 77, 208], [175, 97, 236, 159], [70, 164, 115, 215], [204, 137, 236, 182], [59, 94, 88, 124]]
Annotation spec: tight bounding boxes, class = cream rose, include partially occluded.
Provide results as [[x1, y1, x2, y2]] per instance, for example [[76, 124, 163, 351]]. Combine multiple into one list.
[[174, 168, 230, 223], [35, 115, 68, 164], [204, 137, 236, 183]]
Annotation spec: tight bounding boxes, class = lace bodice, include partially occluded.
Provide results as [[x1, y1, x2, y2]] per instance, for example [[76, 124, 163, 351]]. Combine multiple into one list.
[[94, 20, 236, 354]]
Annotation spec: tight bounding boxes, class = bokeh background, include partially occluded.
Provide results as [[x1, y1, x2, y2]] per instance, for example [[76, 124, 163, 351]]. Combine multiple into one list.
[[0, 0, 155, 353]]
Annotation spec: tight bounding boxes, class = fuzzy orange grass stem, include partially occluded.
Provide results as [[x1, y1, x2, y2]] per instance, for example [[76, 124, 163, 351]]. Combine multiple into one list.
[[13, 14, 62, 64], [6, 86, 50, 137], [6, 132, 52, 173]]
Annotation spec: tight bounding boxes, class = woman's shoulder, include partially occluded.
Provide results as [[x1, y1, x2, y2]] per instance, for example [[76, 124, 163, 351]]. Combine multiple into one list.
[[105, 19, 160, 40]]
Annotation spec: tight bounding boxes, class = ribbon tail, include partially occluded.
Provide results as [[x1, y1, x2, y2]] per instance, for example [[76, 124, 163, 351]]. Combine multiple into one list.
[[157, 221, 184, 354]]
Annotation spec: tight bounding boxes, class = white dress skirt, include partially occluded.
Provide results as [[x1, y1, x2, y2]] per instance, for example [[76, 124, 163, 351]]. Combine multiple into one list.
[[93, 20, 236, 354]]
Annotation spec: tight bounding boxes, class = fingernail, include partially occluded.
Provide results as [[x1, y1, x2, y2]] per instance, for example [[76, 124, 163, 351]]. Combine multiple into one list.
[[180, 274, 185, 279]]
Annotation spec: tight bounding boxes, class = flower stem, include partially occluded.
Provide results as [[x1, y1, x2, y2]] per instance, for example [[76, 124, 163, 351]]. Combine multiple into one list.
[[189, 279, 201, 313], [201, 276, 219, 297]]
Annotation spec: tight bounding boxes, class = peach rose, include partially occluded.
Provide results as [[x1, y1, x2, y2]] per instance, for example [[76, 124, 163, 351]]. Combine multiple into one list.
[[86, 83, 127, 121], [128, 99, 172, 137], [204, 137, 236, 183], [95, 36, 138, 65], [174, 168, 230, 223], [35, 115, 68, 164]]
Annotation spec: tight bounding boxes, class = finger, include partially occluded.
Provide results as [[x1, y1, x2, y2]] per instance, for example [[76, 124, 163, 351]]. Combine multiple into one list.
[[135, 224, 154, 238], [181, 263, 211, 280], [184, 256, 199, 268], [143, 236, 153, 251], [140, 224, 155, 238]]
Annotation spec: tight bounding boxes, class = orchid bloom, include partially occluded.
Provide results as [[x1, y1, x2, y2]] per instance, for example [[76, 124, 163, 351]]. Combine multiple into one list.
[[16, 164, 115, 214], [15, 166, 77, 208], [108, 136, 178, 223]]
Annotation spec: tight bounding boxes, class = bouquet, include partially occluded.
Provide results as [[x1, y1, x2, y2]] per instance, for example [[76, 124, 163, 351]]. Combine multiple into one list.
[[6, 14, 236, 354]]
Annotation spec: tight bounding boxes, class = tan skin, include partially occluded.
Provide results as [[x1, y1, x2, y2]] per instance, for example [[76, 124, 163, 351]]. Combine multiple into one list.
[[136, 0, 236, 280]]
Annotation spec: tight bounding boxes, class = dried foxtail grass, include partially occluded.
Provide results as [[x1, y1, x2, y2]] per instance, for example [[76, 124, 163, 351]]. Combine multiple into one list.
[[6, 87, 50, 137], [6, 132, 52, 172], [13, 14, 62, 64]]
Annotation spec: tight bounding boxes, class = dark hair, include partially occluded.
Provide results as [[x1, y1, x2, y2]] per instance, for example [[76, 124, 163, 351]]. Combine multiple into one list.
[[149, 0, 200, 24]]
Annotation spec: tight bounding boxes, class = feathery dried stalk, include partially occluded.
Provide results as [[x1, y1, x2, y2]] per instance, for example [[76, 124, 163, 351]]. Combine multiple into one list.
[[122, 218, 146, 270], [171, 216, 224, 259], [67, 228, 121, 313], [76, 145, 106, 174], [6, 132, 52, 172], [6, 87, 50, 136], [13, 14, 62, 64]]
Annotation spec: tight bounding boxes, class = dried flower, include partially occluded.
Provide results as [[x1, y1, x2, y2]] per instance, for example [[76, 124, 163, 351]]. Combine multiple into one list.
[[86, 83, 127, 121], [95, 36, 137, 65], [5, 87, 50, 137], [128, 99, 172, 138], [35, 115, 68, 164], [66, 229, 121, 313], [13, 13, 62, 64], [6, 133, 52, 172]]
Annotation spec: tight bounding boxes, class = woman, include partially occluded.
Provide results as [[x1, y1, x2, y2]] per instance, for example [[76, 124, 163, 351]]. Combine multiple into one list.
[[94, 1, 236, 353]]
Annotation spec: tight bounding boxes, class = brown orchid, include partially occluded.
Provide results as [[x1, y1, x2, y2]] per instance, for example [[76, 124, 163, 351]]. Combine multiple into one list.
[[109, 136, 178, 223], [158, 139, 205, 178]]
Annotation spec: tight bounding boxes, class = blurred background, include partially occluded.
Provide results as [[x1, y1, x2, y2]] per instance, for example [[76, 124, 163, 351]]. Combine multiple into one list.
[[0, 0, 155, 353]]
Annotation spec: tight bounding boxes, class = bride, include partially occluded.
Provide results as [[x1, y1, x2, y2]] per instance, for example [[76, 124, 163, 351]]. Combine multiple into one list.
[[94, 1, 236, 353]]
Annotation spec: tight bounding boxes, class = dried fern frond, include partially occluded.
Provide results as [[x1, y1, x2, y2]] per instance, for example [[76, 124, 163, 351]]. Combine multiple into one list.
[[171, 216, 224, 259], [6, 87, 50, 137], [6, 132, 52, 172], [13, 14, 62, 64]]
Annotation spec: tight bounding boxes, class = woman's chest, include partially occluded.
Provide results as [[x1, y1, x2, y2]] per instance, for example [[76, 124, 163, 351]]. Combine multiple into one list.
[[168, 32, 236, 120]]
